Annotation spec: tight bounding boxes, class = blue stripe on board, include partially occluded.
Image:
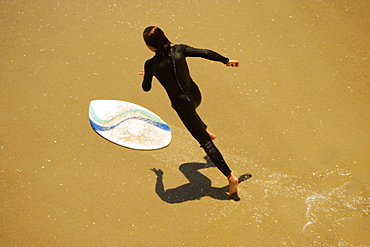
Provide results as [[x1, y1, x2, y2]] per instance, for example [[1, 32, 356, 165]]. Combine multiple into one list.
[[90, 116, 170, 132]]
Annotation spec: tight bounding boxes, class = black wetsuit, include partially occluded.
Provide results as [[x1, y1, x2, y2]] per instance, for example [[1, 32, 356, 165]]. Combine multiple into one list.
[[142, 44, 232, 176]]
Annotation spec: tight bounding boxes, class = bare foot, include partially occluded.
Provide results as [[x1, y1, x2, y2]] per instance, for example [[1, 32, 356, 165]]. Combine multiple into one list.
[[206, 128, 216, 140], [227, 172, 239, 195]]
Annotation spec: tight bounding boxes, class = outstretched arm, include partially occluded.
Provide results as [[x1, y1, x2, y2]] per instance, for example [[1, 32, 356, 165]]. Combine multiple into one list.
[[184, 45, 229, 64], [184, 45, 240, 67]]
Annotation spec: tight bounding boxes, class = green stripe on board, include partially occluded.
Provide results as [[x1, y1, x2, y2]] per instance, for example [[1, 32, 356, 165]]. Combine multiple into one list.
[[89, 104, 165, 125]]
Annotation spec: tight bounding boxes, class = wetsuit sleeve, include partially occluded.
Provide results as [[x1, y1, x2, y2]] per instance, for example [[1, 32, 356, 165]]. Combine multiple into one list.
[[142, 60, 153, 91], [183, 45, 229, 64]]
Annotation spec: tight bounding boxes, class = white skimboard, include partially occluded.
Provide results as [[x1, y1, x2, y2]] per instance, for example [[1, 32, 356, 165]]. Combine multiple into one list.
[[89, 100, 171, 150]]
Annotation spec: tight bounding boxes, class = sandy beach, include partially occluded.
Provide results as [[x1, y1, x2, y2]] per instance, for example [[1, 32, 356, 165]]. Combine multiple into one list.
[[1, 1, 369, 246]]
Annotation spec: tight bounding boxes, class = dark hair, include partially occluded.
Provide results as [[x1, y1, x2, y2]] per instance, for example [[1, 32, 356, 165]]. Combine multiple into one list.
[[143, 26, 171, 53]]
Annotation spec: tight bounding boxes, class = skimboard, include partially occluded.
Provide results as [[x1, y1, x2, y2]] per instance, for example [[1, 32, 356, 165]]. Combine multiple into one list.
[[89, 100, 171, 150]]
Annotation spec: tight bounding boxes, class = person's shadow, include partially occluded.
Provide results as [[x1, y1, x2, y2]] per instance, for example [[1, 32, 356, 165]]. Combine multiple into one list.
[[151, 158, 252, 203]]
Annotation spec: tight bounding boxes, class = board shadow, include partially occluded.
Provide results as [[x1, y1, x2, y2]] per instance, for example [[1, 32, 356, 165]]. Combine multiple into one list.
[[151, 158, 252, 203]]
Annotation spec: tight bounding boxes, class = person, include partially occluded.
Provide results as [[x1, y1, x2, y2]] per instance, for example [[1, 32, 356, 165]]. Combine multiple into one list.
[[138, 26, 240, 199]]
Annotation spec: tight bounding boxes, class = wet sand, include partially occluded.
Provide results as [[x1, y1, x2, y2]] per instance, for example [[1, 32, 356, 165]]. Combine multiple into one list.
[[1, 1, 369, 246]]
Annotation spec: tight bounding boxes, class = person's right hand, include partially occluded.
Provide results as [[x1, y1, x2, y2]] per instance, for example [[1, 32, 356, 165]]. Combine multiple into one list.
[[138, 70, 145, 75], [226, 60, 240, 67]]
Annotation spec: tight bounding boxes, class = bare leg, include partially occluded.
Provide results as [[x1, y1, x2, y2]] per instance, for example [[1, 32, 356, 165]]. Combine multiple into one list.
[[206, 128, 216, 140], [227, 172, 239, 195]]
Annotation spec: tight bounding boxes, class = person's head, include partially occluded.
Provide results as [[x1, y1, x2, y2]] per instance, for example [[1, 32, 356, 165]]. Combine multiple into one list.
[[143, 26, 171, 53]]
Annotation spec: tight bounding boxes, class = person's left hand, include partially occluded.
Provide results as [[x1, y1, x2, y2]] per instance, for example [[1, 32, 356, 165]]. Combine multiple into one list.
[[151, 168, 164, 177], [138, 70, 144, 76]]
